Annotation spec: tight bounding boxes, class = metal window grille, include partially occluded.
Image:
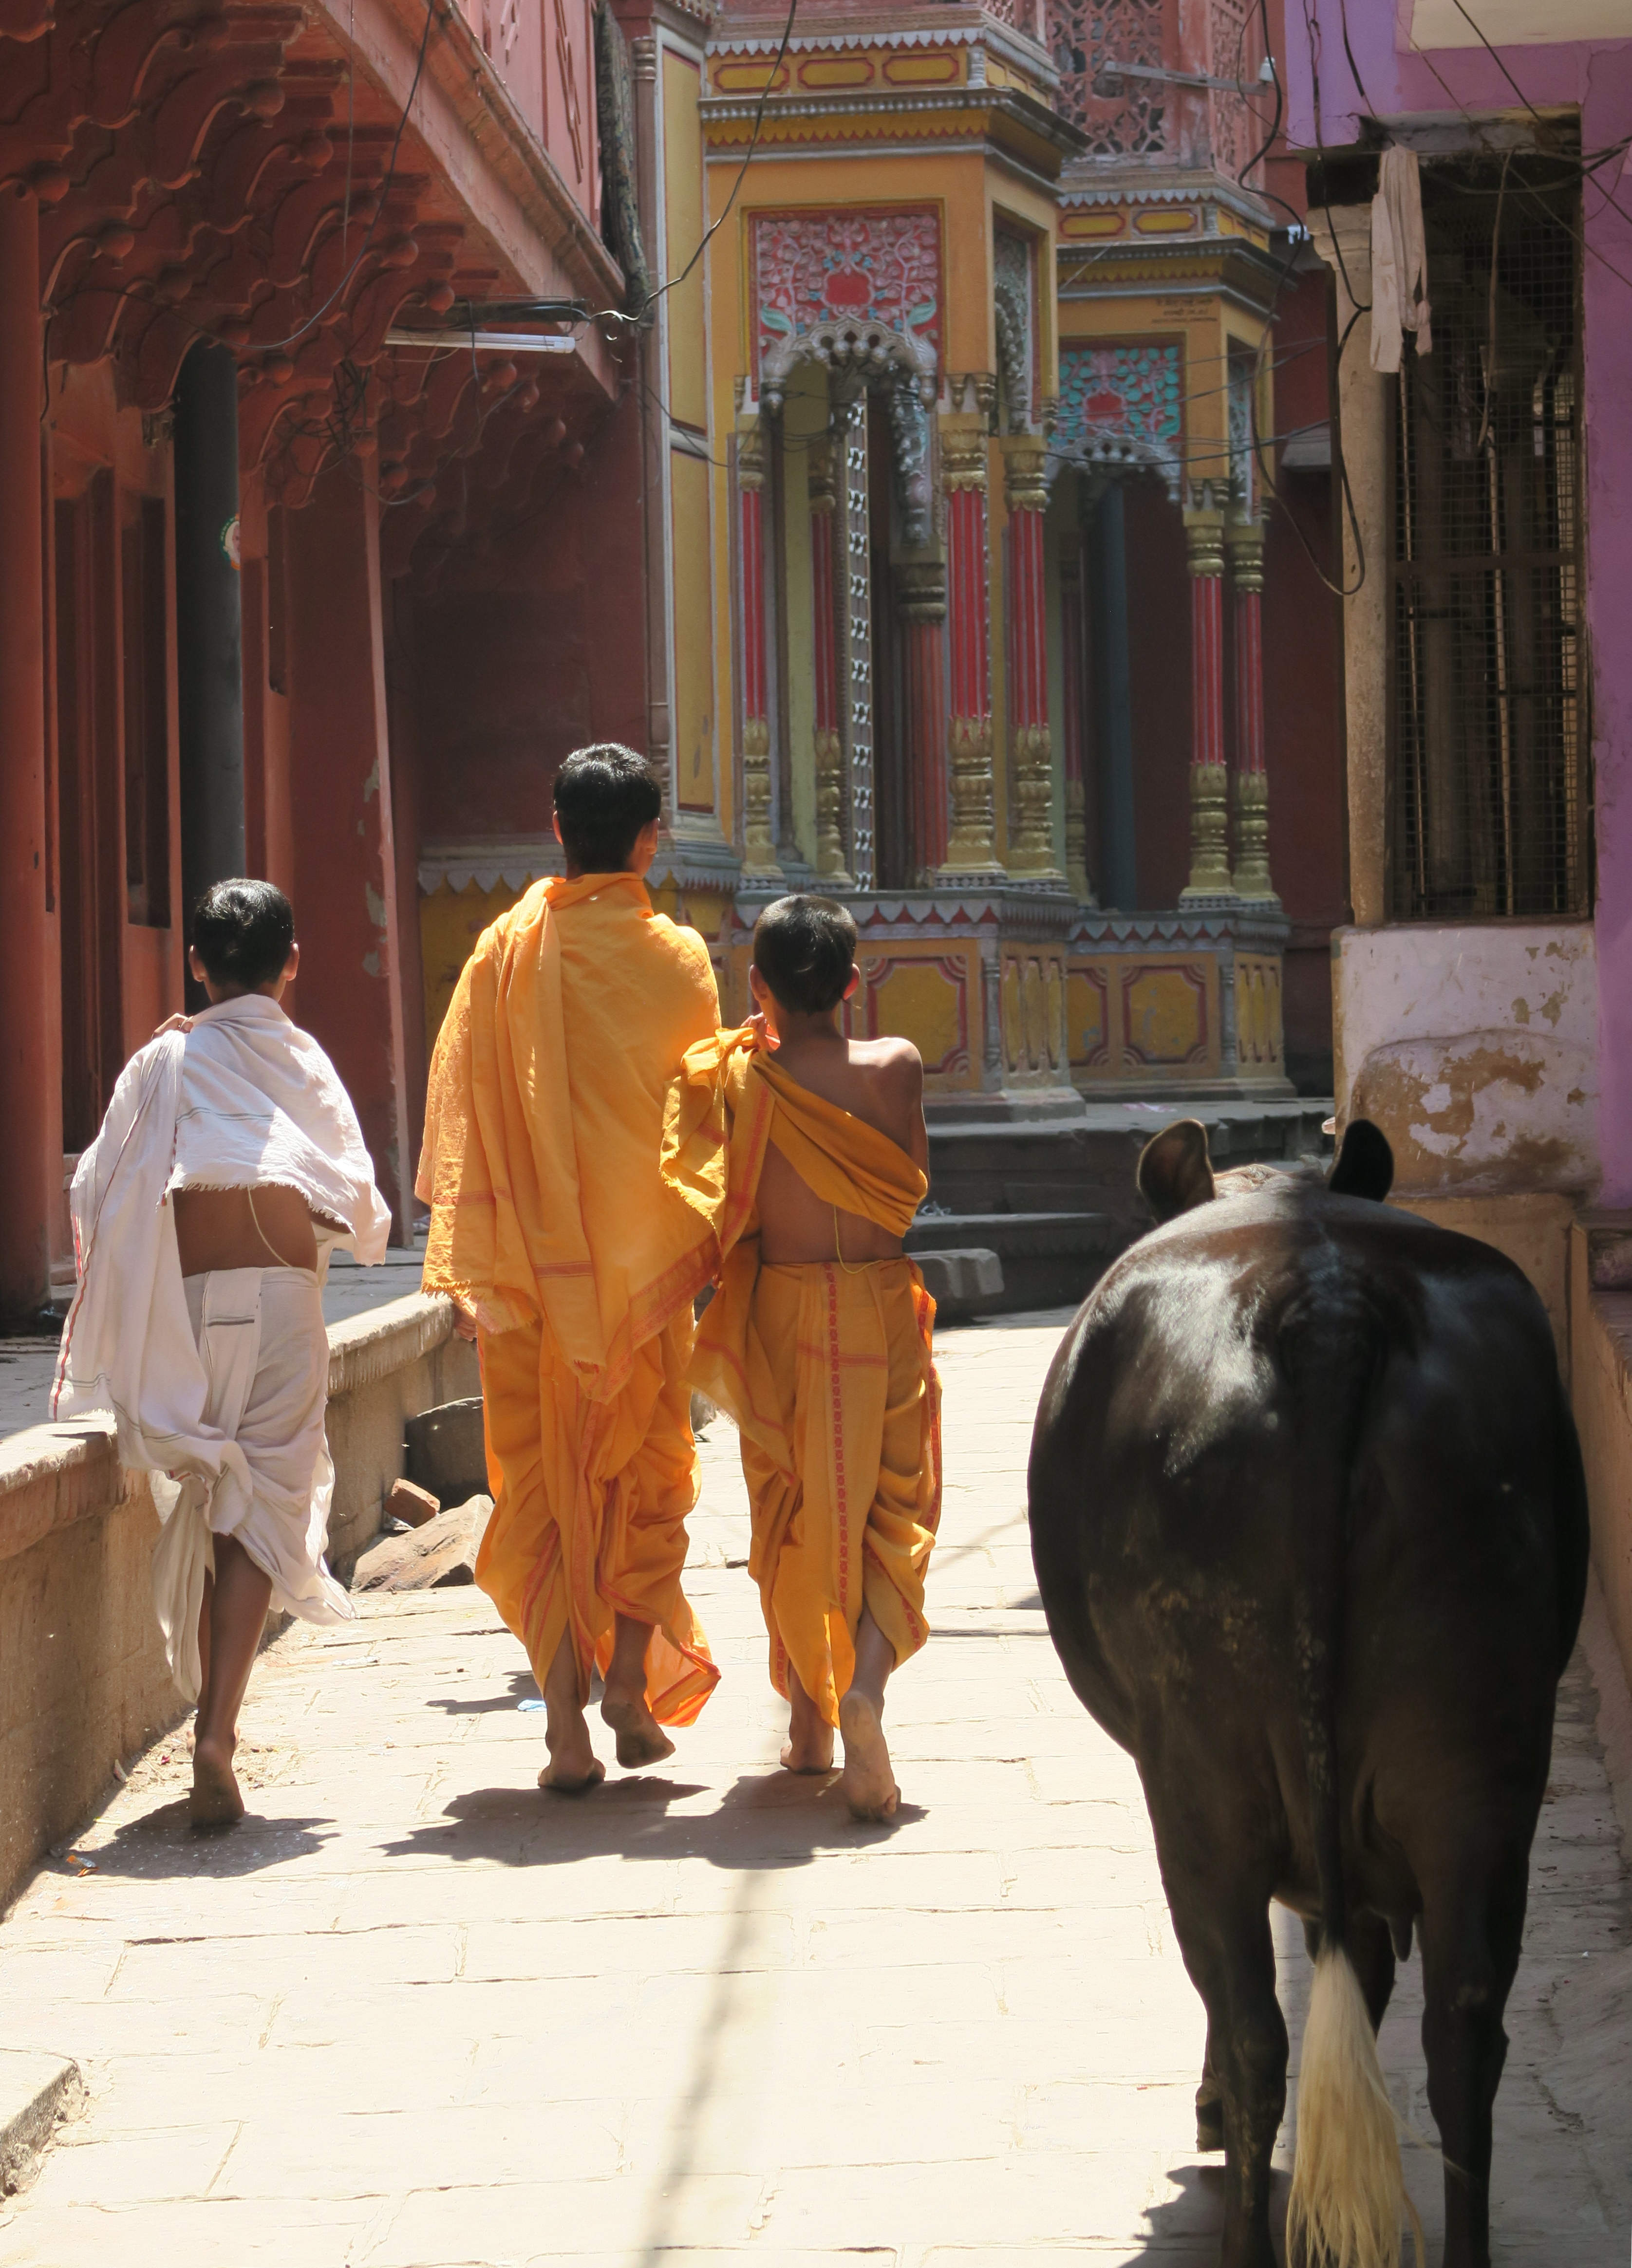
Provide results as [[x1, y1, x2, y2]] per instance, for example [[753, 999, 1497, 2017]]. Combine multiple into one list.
[[1387, 157, 1590, 921]]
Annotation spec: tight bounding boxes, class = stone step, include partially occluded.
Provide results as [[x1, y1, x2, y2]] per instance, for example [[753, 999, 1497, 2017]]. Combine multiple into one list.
[[908, 1211, 1113, 1314], [926, 1098, 1332, 1243]]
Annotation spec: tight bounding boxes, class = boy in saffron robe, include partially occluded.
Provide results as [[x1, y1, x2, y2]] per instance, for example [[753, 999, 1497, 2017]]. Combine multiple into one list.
[[419, 746, 723, 1790], [663, 895, 940, 1820]]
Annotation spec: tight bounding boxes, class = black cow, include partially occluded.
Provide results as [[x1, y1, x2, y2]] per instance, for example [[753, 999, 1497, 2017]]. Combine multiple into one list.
[[1028, 1119, 1588, 2268]]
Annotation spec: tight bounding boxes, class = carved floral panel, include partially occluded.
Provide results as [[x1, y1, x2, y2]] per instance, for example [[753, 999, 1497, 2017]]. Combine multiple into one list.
[[751, 208, 941, 380], [1057, 341, 1182, 452]]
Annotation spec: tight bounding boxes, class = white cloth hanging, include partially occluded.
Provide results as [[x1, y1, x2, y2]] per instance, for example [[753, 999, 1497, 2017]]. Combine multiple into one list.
[[1370, 146, 1434, 374]]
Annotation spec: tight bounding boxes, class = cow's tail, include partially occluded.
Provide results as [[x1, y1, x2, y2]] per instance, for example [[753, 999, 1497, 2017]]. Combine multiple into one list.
[[1280, 1287, 1422, 2268]]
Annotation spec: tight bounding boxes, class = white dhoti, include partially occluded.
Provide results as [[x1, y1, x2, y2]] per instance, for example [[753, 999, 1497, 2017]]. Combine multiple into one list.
[[151, 1267, 355, 1701]]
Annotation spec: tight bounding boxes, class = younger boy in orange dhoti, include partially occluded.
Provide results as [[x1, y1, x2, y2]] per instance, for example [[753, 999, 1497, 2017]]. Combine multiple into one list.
[[664, 896, 940, 1820], [418, 747, 722, 1791]]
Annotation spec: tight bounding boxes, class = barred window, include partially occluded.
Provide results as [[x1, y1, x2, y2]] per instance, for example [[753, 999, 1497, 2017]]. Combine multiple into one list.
[[1388, 156, 1589, 921]]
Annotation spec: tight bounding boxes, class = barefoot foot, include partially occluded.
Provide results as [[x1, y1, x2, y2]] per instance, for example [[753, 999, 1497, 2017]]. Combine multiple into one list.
[[189, 1739, 245, 1830], [838, 1691, 898, 1822], [539, 1709, 605, 1793], [538, 1754, 606, 1794], [780, 1724, 835, 1774], [600, 1689, 676, 1769]]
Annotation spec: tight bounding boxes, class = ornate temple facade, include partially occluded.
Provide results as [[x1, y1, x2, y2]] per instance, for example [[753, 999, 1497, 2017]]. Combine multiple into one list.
[[685, 0, 1331, 1109]]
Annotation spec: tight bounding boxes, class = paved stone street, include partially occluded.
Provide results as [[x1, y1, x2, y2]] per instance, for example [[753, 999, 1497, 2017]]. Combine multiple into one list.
[[2, 1313, 1629, 2266]]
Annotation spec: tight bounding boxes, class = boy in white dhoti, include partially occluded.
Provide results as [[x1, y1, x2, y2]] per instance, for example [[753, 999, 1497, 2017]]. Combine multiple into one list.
[[53, 881, 391, 1827]]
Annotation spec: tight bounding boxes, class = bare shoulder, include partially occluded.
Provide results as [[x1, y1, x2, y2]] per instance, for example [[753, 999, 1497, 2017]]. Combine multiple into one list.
[[849, 1033, 923, 1086], [848, 1036, 924, 1143]]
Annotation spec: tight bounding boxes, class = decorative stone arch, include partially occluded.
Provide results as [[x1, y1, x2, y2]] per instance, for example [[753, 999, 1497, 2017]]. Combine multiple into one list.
[[750, 206, 943, 549]]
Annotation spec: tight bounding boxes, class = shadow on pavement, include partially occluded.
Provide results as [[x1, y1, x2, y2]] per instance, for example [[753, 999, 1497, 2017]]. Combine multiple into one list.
[[375, 1768, 924, 1872], [424, 1668, 537, 1715], [1102, 2161, 1290, 2262], [75, 1800, 337, 1878]]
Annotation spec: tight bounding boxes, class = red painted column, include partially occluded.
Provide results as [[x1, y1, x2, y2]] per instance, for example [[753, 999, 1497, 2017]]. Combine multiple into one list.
[[736, 422, 778, 878], [1225, 512, 1276, 902], [285, 458, 413, 1238], [1180, 506, 1232, 899], [900, 568, 947, 877], [1002, 440, 1061, 880], [940, 427, 999, 874], [0, 191, 56, 1314], [1059, 540, 1091, 901]]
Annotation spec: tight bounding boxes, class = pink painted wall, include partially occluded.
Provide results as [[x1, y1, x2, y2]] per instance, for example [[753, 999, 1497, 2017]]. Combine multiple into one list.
[[1279, 17, 1632, 1197]]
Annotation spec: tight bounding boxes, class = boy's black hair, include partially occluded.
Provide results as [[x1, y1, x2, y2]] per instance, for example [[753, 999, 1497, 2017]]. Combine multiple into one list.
[[751, 894, 858, 1015], [553, 744, 662, 873], [191, 878, 296, 990]]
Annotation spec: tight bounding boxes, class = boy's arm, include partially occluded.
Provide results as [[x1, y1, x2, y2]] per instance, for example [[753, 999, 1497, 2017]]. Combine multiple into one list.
[[903, 1050, 929, 1178], [877, 1041, 927, 1176]]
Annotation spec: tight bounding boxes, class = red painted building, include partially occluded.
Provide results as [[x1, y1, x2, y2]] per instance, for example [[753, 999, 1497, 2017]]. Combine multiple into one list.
[[0, 0, 673, 1318]]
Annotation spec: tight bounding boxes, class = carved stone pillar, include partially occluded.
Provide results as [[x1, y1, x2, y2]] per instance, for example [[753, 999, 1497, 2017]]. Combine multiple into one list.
[[807, 436, 851, 885], [1225, 512, 1278, 905], [737, 422, 780, 878], [1180, 502, 1233, 901], [1002, 438, 1063, 883], [898, 561, 947, 878], [1058, 535, 1093, 904], [939, 421, 1001, 877]]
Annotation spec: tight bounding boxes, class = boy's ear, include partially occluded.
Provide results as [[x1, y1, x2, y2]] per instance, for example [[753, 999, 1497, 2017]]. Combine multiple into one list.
[[843, 966, 861, 1002]]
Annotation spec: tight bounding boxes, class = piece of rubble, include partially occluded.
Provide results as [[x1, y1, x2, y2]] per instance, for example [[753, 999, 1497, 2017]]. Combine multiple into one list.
[[386, 1477, 440, 1528], [353, 1495, 494, 1593]]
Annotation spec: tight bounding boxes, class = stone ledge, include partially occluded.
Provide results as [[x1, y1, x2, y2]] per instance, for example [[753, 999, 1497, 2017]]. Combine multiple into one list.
[[0, 1294, 462, 1568], [326, 1292, 460, 1399], [0, 2049, 84, 2195]]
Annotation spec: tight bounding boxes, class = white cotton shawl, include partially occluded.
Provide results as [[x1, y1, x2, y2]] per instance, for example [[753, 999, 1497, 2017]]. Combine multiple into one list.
[[51, 996, 392, 1488]]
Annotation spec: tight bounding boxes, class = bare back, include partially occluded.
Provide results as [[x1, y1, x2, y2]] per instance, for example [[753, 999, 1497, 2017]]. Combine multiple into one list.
[[756, 1034, 928, 1265]]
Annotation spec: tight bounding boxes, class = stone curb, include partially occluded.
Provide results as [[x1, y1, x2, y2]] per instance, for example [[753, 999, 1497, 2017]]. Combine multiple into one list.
[[0, 2050, 85, 2196]]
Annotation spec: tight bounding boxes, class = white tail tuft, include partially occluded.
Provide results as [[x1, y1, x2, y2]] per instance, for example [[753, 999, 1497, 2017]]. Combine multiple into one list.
[[1287, 1945, 1418, 2268]]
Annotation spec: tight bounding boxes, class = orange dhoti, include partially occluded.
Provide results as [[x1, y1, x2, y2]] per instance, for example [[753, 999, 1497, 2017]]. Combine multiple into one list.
[[663, 1032, 941, 1722], [418, 871, 723, 1726], [478, 1306, 717, 1724]]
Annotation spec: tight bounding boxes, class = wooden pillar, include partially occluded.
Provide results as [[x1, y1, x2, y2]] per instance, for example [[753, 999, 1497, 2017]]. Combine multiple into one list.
[[899, 563, 947, 878], [1226, 512, 1277, 905], [1059, 533, 1093, 904], [0, 190, 54, 1315], [737, 421, 780, 879], [1002, 438, 1062, 882], [285, 463, 412, 1238], [939, 423, 1001, 876], [807, 437, 851, 886], [1180, 502, 1233, 901]]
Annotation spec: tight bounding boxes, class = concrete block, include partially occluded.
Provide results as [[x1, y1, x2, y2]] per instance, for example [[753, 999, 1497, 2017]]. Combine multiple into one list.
[[0, 2049, 84, 2195], [403, 1396, 486, 1507], [916, 1248, 1004, 1317]]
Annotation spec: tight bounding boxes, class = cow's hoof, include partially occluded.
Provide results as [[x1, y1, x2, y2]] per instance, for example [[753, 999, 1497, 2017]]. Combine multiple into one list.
[[1195, 2099, 1225, 2153]]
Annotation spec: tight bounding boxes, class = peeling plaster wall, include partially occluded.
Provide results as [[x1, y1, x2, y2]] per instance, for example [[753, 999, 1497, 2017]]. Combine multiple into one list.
[[1332, 922, 1599, 1197]]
